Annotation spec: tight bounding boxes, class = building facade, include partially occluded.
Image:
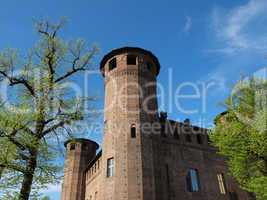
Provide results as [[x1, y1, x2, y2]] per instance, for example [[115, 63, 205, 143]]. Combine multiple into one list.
[[61, 47, 254, 200]]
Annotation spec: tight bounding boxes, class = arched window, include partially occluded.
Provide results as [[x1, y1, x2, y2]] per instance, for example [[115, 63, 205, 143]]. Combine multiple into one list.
[[131, 125, 136, 138], [109, 58, 117, 71], [70, 143, 75, 150], [186, 169, 200, 192]]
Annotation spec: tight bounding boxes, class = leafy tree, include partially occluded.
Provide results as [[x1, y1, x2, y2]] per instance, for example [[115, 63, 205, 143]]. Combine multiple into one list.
[[0, 19, 98, 199], [211, 78, 267, 200]]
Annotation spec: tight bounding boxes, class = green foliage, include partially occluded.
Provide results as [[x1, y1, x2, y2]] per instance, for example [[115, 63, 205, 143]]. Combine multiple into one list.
[[211, 78, 267, 200], [0, 19, 98, 199]]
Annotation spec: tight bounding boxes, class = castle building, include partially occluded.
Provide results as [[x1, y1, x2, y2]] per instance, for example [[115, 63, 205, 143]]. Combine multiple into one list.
[[61, 47, 254, 200]]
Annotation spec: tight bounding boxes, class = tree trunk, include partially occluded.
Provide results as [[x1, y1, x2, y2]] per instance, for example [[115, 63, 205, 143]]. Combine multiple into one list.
[[19, 150, 38, 200]]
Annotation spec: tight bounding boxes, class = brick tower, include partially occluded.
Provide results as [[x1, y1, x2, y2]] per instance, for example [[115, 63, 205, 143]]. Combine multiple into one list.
[[61, 139, 99, 200], [61, 47, 255, 200], [99, 47, 160, 200]]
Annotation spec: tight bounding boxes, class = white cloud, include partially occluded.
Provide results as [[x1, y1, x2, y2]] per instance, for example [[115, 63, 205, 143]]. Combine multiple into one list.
[[183, 16, 192, 33], [211, 0, 267, 54], [40, 182, 62, 194]]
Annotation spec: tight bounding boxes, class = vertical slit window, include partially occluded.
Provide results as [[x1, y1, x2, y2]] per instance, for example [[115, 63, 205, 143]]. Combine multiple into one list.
[[107, 158, 114, 177], [131, 125, 136, 138]]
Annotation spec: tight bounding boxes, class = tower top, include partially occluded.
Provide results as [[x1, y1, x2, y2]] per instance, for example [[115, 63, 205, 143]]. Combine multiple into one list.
[[64, 138, 99, 149], [100, 46, 161, 77]]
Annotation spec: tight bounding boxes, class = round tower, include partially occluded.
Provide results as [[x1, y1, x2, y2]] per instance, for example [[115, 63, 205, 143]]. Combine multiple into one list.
[[99, 47, 160, 200], [61, 138, 99, 200]]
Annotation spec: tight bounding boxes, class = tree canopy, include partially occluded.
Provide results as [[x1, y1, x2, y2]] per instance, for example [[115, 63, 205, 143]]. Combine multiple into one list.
[[0, 19, 98, 199], [211, 78, 267, 200]]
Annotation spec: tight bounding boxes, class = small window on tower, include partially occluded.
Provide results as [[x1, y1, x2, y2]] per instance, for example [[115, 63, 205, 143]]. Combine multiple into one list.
[[109, 58, 117, 71], [107, 158, 114, 177], [131, 125, 136, 138], [147, 62, 153, 72], [70, 143, 75, 150], [127, 55, 137, 65]]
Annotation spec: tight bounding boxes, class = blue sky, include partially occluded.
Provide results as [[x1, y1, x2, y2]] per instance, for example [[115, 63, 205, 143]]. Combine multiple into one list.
[[1, 0, 267, 199]]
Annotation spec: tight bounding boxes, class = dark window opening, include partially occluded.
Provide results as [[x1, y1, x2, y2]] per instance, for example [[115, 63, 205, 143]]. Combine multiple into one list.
[[109, 58, 117, 71], [186, 134, 192, 142], [147, 62, 153, 71], [197, 134, 203, 144], [127, 55, 137, 65], [70, 143, 75, 150], [131, 125, 136, 138], [229, 192, 239, 200], [174, 129, 180, 140], [186, 169, 200, 192]]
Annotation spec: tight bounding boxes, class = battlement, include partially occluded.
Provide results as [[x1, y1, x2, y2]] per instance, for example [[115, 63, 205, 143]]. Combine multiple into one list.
[[158, 114, 212, 148]]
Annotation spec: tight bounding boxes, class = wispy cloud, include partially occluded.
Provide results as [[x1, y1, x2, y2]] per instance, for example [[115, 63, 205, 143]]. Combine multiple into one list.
[[40, 182, 62, 194], [210, 0, 267, 54], [183, 16, 192, 33]]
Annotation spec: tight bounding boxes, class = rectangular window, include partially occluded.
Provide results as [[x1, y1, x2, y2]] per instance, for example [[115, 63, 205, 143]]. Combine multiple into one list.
[[107, 158, 114, 177], [127, 55, 137, 65], [197, 134, 203, 144], [109, 58, 117, 71], [217, 173, 226, 194], [187, 169, 200, 192], [186, 134, 192, 143]]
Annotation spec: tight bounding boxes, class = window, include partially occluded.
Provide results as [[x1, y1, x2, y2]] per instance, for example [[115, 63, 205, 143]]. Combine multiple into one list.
[[174, 129, 180, 140], [131, 125, 136, 138], [147, 62, 153, 71], [109, 58, 117, 71], [217, 173, 226, 194], [186, 134, 192, 143], [107, 158, 114, 177], [127, 55, 137, 65], [197, 134, 202, 144], [70, 143, 75, 150], [229, 192, 239, 200], [186, 169, 200, 192]]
